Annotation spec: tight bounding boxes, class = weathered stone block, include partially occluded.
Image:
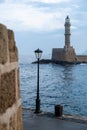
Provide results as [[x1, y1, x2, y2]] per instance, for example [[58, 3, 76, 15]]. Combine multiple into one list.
[[8, 29, 18, 62], [0, 70, 16, 113], [0, 123, 7, 130], [0, 24, 8, 64]]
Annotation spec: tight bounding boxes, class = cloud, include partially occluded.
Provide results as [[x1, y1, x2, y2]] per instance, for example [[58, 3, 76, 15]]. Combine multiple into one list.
[[0, 2, 68, 31], [4, 0, 71, 4], [0, 0, 86, 32], [28, 0, 71, 3]]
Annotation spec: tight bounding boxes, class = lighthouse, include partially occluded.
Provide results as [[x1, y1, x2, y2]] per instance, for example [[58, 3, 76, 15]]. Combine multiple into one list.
[[52, 16, 76, 62], [52, 16, 87, 63], [64, 16, 71, 49]]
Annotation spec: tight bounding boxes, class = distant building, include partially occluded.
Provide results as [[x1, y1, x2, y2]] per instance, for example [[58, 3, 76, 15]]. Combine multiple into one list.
[[52, 16, 87, 63]]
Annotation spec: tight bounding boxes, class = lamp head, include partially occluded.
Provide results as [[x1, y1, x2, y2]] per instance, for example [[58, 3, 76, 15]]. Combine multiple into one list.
[[34, 48, 43, 59]]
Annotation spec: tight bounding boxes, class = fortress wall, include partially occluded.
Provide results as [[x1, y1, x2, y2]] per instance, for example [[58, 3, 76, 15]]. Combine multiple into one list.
[[77, 55, 87, 62], [0, 24, 23, 130], [52, 48, 65, 61], [65, 48, 76, 62], [52, 48, 76, 62]]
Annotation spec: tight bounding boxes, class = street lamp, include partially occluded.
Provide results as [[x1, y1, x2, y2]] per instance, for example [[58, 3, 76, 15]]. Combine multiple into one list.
[[34, 48, 43, 113]]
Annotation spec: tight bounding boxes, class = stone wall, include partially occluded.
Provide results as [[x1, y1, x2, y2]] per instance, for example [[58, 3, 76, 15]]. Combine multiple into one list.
[[52, 47, 87, 63], [0, 24, 23, 130], [64, 47, 76, 62], [77, 55, 87, 62], [52, 48, 65, 61], [52, 47, 76, 62]]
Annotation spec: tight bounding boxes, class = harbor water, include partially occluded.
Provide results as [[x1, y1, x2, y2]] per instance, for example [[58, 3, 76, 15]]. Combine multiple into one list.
[[19, 55, 87, 116]]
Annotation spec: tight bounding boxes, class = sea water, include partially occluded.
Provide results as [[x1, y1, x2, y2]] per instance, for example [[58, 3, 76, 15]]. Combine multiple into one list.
[[19, 55, 87, 116]]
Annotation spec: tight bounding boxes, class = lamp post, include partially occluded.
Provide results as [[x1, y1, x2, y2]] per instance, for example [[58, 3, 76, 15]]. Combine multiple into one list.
[[34, 48, 43, 113]]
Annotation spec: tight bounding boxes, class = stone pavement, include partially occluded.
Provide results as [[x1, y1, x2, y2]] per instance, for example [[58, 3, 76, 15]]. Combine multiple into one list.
[[23, 109, 87, 130]]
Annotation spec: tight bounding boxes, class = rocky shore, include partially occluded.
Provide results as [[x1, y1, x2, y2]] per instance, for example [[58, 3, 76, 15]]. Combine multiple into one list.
[[32, 59, 87, 65]]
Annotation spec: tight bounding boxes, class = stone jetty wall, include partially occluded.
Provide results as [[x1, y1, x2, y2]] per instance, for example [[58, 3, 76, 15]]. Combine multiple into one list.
[[52, 48, 87, 63], [77, 55, 87, 62], [0, 24, 23, 130], [52, 47, 76, 62]]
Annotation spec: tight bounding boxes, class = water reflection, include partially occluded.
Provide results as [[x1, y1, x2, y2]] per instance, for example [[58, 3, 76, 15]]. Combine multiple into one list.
[[62, 65, 74, 86], [60, 65, 75, 114]]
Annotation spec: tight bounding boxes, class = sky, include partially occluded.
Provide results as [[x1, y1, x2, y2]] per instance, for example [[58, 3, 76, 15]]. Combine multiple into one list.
[[0, 0, 87, 57]]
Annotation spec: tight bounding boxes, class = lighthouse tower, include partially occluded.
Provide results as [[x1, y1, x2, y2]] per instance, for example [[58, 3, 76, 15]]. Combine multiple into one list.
[[64, 16, 71, 49], [52, 16, 87, 63], [63, 16, 76, 61], [52, 16, 77, 62]]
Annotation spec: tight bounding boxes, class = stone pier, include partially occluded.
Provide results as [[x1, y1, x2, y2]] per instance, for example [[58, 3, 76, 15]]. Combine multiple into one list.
[[0, 24, 23, 130]]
